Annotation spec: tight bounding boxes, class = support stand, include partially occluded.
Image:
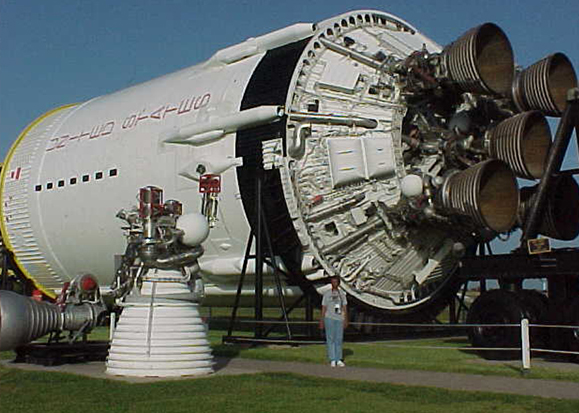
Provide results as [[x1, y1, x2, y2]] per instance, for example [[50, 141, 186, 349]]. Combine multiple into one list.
[[0, 245, 9, 290], [448, 281, 470, 324], [224, 171, 322, 345], [0, 244, 32, 294], [521, 89, 579, 244]]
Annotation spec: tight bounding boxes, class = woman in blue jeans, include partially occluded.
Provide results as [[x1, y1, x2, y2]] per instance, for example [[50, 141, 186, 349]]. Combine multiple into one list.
[[319, 276, 349, 367]]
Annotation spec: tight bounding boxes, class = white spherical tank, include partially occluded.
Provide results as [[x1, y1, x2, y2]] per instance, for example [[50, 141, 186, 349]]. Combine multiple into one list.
[[177, 213, 210, 247]]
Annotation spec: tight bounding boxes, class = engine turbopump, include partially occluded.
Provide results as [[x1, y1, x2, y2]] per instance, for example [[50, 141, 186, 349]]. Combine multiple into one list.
[[113, 186, 209, 302]]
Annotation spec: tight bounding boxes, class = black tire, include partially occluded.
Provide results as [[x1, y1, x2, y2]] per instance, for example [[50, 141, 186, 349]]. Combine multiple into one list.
[[546, 300, 569, 353], [517, 290, 549, 349], [466, 289, 527, 360], [563, 297, 579, 361]]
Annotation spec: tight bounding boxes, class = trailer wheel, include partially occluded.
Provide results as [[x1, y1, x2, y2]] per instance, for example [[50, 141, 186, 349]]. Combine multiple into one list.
[[517, 290, 549, 348], [466, 289, 528, 359], [545, 300, 569, 353], [564, 297, 579, 361]]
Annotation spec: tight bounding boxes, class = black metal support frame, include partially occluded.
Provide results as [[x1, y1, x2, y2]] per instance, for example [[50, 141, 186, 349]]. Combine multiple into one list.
[[0, 244, 31, 293], [1, 245, 9, 290], [224, 170, 314, 344], [447, 281, 471, 324], [521, 89, 579, 244]]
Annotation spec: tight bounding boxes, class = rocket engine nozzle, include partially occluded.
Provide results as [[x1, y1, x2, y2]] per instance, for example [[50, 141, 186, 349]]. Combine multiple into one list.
[[443, 23, 514, 96], [487, 111, 551, 180], [440, 160, 519, 232], [0, 290, 106, 351], [0, 291, 63, 351], [513, 53, 577, 117], [518, 175, 579, 240]]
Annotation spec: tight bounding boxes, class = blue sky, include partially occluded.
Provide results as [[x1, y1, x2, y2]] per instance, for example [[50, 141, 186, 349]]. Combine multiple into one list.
[[2, 0, 578, 159], [1, 0, 579, 252]]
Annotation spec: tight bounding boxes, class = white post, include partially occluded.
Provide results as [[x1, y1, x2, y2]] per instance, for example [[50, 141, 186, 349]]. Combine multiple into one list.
[[521, 318, 531, 371], [109, 311, 116, 341]]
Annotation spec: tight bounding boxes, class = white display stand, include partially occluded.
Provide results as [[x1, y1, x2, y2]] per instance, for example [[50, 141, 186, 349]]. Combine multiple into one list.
[[106, 271, 213, 377]]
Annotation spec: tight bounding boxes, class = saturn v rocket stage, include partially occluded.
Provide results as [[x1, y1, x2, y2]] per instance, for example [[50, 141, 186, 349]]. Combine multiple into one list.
[[1, 10, 578, 365]]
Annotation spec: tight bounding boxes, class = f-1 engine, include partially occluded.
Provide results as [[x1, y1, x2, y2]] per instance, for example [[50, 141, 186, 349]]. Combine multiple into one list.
[[1, 10, 578, 342]]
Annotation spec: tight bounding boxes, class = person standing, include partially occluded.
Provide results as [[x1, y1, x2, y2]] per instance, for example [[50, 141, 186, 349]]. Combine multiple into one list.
[[319, 276, 348, 367]]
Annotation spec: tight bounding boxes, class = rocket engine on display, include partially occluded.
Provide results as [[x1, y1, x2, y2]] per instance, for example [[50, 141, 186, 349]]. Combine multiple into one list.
[[1, 10, 578, 354]]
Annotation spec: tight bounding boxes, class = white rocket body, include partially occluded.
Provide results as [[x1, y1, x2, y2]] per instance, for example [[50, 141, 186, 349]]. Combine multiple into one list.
[[1, 22, 318, 298], [3, 10, 575, 317]]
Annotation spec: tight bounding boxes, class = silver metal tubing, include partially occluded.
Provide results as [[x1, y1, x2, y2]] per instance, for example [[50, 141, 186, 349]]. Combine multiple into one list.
[[306, 193, 366, 222], [321, 216, 384, 255], [318, 37, 382, 70], [288, 112, 378, 129]]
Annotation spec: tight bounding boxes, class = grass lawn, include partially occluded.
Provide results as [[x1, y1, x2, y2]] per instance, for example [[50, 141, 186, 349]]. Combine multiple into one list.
[[2, 320, 579, 412], [1, 368, 578, 413], [3, 320, 579, 382], [210, 334, 579, 382]]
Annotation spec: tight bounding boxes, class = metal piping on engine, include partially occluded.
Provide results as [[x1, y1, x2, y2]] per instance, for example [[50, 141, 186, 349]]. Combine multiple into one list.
[[321, 216, 385, 255], [153, 248, 204, 269], [318, 37, 382, 70], [306, 193, 366, 222], [288, 112, 378, 129]]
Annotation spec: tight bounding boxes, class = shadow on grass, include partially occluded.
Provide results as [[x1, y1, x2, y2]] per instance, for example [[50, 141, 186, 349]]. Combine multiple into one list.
[[442, 337, 470, 345], [442, 335, 579, 372]]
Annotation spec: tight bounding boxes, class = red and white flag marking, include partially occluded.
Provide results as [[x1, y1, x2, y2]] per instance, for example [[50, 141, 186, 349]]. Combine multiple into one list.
[[8, 167, 22, 181]]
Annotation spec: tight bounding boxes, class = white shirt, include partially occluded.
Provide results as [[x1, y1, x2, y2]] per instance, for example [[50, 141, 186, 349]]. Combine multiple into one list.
[[322, 289, 348, 321]]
